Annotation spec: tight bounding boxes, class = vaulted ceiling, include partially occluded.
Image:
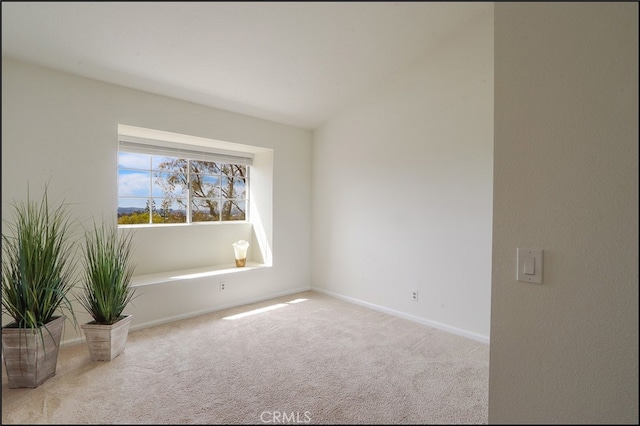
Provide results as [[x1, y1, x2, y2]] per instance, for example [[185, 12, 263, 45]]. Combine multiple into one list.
[[2, 2, 492, 129]]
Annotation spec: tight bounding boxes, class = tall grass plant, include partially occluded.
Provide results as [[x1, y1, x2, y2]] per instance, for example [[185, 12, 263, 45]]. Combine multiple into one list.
[[1, 186, 78, 330], [78, 222, 136, 325]]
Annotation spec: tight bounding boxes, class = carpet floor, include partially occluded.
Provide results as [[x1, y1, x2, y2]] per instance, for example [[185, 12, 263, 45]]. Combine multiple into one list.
[[2, 290, 489, 424]]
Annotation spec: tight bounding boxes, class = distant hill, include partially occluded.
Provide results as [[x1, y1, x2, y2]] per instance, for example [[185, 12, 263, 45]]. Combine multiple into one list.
[[118, 207, 186, 215]]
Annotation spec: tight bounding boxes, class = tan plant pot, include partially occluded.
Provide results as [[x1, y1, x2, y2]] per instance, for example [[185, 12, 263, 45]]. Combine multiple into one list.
[[1, 315, 66, 388], [81, 314, 132, 361]]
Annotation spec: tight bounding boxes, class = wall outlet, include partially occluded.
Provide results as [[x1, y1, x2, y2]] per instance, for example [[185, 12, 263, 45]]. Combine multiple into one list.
[[219, 281, 226, 292], [412, 290, 419, 302]]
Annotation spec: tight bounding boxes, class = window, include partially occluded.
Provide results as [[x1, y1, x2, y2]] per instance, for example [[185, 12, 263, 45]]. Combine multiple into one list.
[[118, 137, 252, 225]]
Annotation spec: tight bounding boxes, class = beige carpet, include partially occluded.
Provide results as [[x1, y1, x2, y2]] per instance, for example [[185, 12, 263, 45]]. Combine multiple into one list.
[[2, 290, 489, 424]]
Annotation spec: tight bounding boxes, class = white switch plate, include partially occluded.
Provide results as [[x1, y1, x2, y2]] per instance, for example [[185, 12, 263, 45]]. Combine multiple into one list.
[[517, 248, 543, 284]]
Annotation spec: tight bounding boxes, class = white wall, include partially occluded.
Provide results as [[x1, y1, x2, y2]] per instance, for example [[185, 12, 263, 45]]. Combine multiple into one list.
[[491, 3, 638, 424], [1, 58, 312, 343], [311, 8, 493, 341]]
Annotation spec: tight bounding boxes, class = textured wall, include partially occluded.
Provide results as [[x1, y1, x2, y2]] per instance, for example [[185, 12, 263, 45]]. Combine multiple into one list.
[[491, 3, 638, 423]]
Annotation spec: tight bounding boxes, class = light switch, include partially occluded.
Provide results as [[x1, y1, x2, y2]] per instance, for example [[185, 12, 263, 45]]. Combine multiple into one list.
[[517, 248, 543, 284], [523, 256, 535, 275]]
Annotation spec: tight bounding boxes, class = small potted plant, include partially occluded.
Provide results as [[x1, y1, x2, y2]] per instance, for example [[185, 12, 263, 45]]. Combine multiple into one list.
[[1, 185, 78, 388], [78, 221, 137, 361]]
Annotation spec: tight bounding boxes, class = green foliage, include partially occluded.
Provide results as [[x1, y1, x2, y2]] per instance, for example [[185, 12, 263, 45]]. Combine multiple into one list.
[[118, 211, 150, 224], [78, 222, 137, 325], [1, 186, 78, 329]]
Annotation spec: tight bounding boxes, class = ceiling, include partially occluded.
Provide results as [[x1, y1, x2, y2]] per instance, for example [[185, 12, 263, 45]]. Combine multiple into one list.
[[2, 2, 492, 130]]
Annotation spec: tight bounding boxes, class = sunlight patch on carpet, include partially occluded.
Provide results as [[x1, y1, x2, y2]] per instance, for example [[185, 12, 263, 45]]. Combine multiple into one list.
[[223, 298, 308, 320]]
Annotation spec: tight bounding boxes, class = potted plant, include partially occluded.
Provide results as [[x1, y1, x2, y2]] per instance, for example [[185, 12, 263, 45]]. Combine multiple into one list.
[[1, 186, 78, 388], [78, 221, 137, 361]]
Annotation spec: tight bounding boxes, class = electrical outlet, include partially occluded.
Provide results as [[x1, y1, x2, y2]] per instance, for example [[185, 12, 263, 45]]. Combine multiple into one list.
[[219, 281, 226, 292], [412, 291, 419, 302]]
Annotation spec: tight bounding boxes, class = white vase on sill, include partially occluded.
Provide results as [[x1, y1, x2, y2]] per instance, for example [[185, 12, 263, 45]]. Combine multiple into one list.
[[232, 240, 250, 267]]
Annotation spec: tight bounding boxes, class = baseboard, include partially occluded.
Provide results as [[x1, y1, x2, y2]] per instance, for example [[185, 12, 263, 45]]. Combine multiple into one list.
[[60, 285, 489, 348], [131, 285, 312, 332], [311, 287, 490, 345], [60, 285, 312, 348]]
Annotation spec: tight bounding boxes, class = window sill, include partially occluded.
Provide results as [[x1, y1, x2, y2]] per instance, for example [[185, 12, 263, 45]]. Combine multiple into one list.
[[118, 221, 250, 229], [130, 262, 267, 287]]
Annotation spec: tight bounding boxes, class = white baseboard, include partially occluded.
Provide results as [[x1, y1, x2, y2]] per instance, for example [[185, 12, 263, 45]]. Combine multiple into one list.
[[60, 285, 312, 347], [61, 285, 489, 348], [131, 285, 312, 332], [311, 287, 490, 345]]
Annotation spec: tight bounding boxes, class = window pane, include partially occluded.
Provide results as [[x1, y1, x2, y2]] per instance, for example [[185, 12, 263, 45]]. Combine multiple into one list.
[[152, 172, 188, 197], [222, 199, 245, 221], [192, 199, 220, 222], [119, 152, 150, 170], [191, 174, 220, 198], [221, 176, 246, 199], [118, 198, 151, 224], [191, 160, 220, 174], [235, 178, 247, 198], [233, 164, 247, 177], [152, 155, 185, 172], [151, 198, 187, 224], [118, 170, 150, 197], [219, 163, 246, 178]]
